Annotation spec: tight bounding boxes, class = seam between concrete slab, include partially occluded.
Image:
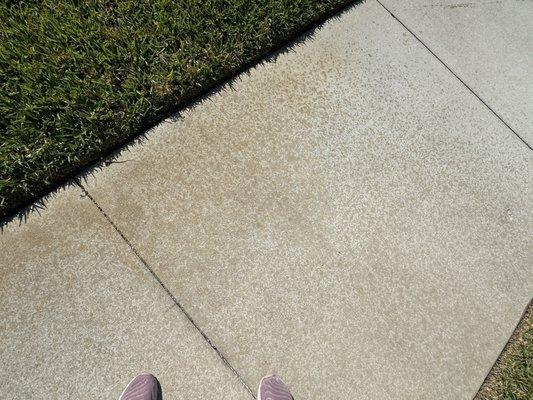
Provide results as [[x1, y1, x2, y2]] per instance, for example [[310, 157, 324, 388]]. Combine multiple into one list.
[[373, 3, 533, 394], [74, 179, 256, 399], [374, 0, 533, 151]]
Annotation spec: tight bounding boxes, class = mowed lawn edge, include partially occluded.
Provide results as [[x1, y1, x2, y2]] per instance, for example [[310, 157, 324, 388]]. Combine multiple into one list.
[[0, 0, 355, 219], [475, 300, 533, 400]]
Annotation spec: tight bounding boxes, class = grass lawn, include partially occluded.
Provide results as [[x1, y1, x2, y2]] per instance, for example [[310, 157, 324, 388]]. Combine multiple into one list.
[[0, 0, 352, 218], [476, 301, 533, 400]]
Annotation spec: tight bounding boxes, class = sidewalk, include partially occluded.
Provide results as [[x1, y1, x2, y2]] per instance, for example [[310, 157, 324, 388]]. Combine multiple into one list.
[[1, 1, 532, 399]]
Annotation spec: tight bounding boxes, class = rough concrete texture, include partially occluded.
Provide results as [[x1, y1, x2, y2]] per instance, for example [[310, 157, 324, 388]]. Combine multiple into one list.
[[3, 0, 532, 399], [378, 0, 533, 146], [79, 1, 533, 399], [0, 186, 251, 400], [80, 1, 533, 399]]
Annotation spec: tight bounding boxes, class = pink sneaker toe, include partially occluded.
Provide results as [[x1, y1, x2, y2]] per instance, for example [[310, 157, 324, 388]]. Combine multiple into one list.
[[119, 373, 162, 400], [258, 375, 293, 400]]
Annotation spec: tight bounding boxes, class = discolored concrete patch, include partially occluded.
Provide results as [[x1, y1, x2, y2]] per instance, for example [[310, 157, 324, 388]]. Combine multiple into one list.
[[378, 0, 533, 146], [0, 186, 251, 400], [80, 1, 532, 399]]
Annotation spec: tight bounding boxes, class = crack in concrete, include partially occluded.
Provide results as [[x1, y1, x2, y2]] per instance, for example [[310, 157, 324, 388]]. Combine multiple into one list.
[[373, 2, 533, 397], [374, 0, 532, 151], [75, 179, 256, 399]]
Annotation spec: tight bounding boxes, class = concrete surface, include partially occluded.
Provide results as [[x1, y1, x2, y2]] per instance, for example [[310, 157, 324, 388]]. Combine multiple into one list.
[[2, 1, 532, 399], [378, 0, 533, 146], [0, 186, 251, 400], [77, 1, 533, 400]]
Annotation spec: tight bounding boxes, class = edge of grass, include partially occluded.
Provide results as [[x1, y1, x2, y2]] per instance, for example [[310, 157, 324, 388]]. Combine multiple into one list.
[[475, 299, 533, 400], [0, 0, 359, 223]]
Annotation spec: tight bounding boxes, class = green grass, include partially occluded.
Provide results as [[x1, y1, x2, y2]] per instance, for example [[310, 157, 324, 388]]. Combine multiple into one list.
[[476, 301, 533, 400], [0, 0, 352, 218]]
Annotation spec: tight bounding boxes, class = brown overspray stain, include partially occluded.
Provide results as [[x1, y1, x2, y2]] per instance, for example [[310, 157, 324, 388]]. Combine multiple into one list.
[[423, 1, 504, 9]]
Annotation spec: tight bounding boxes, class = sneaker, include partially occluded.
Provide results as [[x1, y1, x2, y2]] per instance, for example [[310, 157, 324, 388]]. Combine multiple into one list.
[[257, 375, 294, 400], [118, 373, 163, 400]]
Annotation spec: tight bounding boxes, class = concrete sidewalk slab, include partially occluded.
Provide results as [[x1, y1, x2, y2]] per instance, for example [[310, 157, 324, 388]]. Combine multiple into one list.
[[0, 187, 251, 400], [81, 1, 532, 399], [378, 0, 533, 146]]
